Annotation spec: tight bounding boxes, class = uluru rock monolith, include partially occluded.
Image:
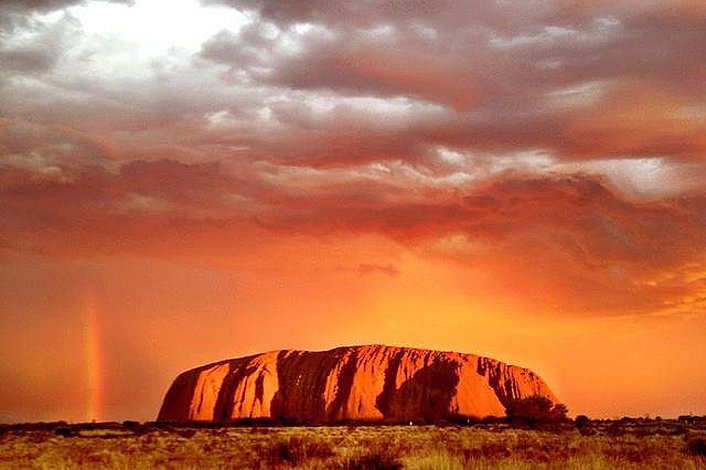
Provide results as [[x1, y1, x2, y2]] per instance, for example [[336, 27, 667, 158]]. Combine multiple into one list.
[[158, 345, 558, 422]]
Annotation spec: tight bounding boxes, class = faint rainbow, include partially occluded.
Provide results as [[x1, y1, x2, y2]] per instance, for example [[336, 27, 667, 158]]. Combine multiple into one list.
[[83, 293, 103, 422]]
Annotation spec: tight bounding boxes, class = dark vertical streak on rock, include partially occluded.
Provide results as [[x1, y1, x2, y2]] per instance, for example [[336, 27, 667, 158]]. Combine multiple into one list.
[[326, 349, 359, 420], [213, 362, 236, 421], [387, 358, 461, 421], [375, 349, 405, 418], [254, 371, 266, 406], [213, 358, 256, 420], [269, 350, 291, 420]]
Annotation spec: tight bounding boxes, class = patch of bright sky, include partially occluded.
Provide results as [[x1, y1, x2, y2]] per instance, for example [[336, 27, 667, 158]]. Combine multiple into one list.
[[576, 158, 702, 200], [68, 0, 250, 56], [202, 92, 446, 133], [435, 147, 556, 173], [296, 93, 448, 122], [546, 81, 608, 109], [362, 24, 396, 40], [49, 0, 251, 80], [491, 16, 620, 49], [410, 22, 438, 41], [490, 25, 578, 48], [274, 22, 336, 57], [431, 149, 699, 200]]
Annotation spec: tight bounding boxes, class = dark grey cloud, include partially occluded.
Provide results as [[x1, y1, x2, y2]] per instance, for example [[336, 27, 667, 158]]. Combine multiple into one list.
[[0, 46, 57, 73], [0, 0, 131, 12], [0, 0, 132, 37], [0, 12, 80, 75], [2, 0, 703, 165], [196, 0, 705, 162]]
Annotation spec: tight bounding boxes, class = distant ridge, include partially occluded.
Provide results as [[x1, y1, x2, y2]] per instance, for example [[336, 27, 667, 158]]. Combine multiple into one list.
[[158, 345, 558, 423]]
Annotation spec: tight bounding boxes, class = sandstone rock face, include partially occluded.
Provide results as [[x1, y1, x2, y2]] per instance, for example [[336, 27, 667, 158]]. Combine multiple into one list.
[[158, 345, 558, 422]]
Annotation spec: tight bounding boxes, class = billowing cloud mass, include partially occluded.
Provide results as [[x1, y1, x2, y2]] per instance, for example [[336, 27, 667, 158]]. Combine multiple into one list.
[[0, 0, 704, 422]]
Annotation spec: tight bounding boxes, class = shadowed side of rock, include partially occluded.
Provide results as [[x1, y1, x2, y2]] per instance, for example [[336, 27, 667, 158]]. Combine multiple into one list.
[[158, 345, 558, 422]]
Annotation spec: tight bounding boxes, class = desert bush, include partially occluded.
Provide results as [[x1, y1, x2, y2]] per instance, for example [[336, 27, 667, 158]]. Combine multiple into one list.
[[574, 415, 590, 428], [449, 415, 481, 426], [505, 396, 569, 425], [607, 422, 626, 437], [54, 426, 74, 437], [679, 415, 698, 424], [460, 441, 513, 462], [267, 435, 335, 465], [345, 451, 402, 470], [122, 420, 140, 429], [175, 428, 197, 438], [574, 415, 596, 436], [685, 436, 706, 457], [671, 424, 687, 435]]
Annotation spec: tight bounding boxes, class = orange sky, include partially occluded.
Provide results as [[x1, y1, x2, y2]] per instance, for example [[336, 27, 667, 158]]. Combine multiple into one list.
[[0, 0, 705, 422]]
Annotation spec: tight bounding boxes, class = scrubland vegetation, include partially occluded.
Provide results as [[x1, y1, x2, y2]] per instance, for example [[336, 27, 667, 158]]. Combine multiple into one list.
[[1, 416, 705, 469]]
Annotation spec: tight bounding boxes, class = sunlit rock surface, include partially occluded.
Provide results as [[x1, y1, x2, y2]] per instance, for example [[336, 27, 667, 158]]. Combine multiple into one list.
[[158, 345, 557, 422]]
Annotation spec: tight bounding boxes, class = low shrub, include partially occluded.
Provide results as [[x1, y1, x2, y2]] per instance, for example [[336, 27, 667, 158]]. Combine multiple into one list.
[[54, 426, 73, 437], [268, 435, 335, 465], [606, 422, 626, 437], [685, 436, 706, 457], [175, 429, 197, 438], [505, 396, 569, 425], [574, 415, 590, 428], [672, 424, 687, 435], [346, 451, 402, 470]]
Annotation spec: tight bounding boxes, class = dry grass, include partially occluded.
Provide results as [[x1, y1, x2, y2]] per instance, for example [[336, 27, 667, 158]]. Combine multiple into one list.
[[0, 420, 705, 469]]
